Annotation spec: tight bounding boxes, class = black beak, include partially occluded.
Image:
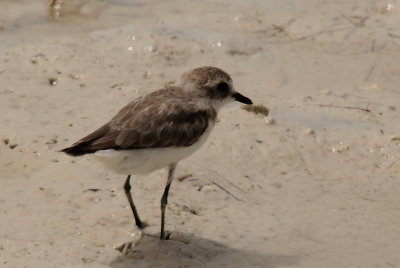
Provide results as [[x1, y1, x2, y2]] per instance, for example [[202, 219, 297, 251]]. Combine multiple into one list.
[[233, 92, 253, 105]]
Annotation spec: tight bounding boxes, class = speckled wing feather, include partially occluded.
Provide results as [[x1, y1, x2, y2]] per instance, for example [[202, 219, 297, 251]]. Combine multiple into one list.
[[61, 87, 216, 156]]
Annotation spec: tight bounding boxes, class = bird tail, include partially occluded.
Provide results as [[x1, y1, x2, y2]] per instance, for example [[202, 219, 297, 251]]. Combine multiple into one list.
[[60, 145, 89, 156], [60, 124, 110, 156]]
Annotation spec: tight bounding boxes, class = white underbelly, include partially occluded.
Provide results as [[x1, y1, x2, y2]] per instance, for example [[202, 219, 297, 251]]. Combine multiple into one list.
[[92, 123, 214, 175]]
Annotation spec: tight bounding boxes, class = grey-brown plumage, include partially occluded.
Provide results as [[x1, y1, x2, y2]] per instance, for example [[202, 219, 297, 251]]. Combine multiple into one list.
[[61, 87, 217, 156]]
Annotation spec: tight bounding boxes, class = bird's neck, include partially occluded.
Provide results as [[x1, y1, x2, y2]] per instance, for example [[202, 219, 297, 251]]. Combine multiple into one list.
[[209, 96, 234, 112]]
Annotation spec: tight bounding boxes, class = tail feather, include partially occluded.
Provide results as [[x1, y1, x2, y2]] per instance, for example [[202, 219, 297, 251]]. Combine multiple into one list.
[[60, 124, 111, 156], [60, 145, 96, 156]]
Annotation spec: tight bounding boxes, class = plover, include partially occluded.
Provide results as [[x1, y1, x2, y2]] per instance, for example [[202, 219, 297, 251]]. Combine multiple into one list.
[[61, 66, 253, 240]]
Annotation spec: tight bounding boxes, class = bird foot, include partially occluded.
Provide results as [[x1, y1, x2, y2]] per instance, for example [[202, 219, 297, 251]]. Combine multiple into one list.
[[115, 229, 144, 256], [160, 231, 172, 240]]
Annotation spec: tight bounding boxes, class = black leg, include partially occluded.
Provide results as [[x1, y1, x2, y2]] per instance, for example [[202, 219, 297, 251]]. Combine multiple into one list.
[[160, 163, 177, 240], [124, 175, 144, 229]]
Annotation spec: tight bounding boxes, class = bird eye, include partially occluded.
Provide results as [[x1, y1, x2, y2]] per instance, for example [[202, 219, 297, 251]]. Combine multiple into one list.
[[216, 82, 229, 92]]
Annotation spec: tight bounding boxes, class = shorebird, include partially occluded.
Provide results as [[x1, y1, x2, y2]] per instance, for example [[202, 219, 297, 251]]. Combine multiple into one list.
[[61, 66, 253, 239]]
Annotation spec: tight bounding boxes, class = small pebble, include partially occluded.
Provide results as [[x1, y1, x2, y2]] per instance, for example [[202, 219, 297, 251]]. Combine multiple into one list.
[[143, 70, 152, 79], [331, 144, 349, 153], [68, 74, 82, 80], [9, 144, 18, 149], [264, 116, 275, 125], [144, 44, 157, 53], [30, 53, 45, 64], [303, 128, 314, 135], [49, 78, 57, 86]]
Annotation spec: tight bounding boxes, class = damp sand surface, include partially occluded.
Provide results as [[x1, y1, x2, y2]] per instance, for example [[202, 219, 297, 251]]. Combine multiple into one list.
[[1, 1, 400, 267]]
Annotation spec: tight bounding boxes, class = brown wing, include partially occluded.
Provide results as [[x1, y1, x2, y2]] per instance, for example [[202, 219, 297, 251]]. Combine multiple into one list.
[[61, 88, 216, 156]]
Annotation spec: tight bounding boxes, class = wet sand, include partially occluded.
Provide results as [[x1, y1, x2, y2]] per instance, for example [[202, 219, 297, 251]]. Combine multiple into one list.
[[1, 0, 400, 267]]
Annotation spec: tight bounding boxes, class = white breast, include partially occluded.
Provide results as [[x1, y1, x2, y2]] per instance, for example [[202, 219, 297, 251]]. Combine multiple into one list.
[[92, 121, 215, 175]]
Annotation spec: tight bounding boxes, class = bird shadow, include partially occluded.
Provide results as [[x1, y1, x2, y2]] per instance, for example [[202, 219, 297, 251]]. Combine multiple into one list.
[[109, 232, 300, 268]]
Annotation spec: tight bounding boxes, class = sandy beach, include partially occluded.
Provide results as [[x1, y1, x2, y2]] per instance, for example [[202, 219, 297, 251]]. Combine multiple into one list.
[[1, 0, 400, 267]]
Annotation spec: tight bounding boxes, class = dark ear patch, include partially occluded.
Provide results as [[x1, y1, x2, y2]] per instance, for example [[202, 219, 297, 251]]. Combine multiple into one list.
[[216, 82, 229, 92]]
